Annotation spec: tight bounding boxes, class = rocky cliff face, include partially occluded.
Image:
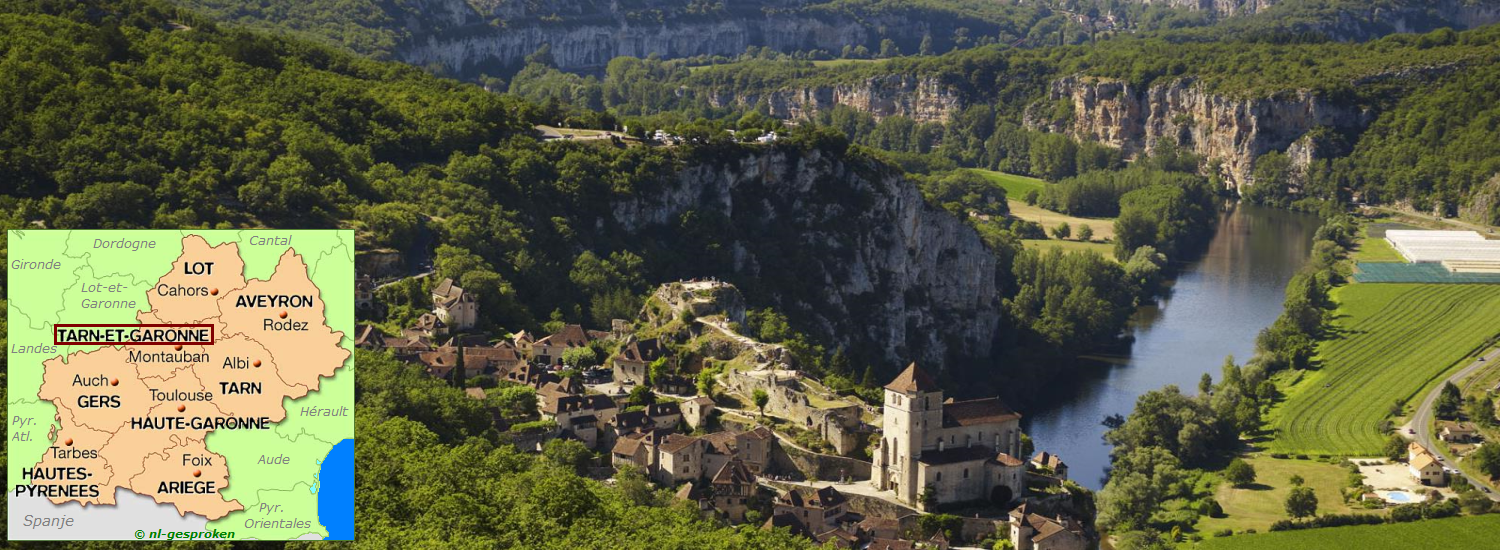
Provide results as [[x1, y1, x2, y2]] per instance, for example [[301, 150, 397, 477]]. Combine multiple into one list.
[[1027, 75, 1373, 187], [611, 147, 1000, 367], [1131, 0, 1277, 17], [704, 75, 962, 123]]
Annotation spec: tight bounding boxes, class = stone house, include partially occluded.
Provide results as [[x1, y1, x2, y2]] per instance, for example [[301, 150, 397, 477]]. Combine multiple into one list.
[[1009, 504, 1088, 550], [871, 363, 1026, 509], [612, 337, 665, 385], [533, 324, 592, 365], [1440, 422, 1479, 443], [772, 486, 850, 532], [682, 396, 716, 429], [656, 434, 706, 484], [354, 324, 385, 350], [431, 278, 477, 331], [541, 393, 618, 449], [1030, 451, 1069, 480], [355, 274, 374, 312], [512, 330, 534, 358], [710, 459, 758, 522], [416, 347, 461, 380], [700, 426, 775, 475], [1408, 442, 1446, 486], [646, 402, 682, 431], [413, 312, 448, 338], [462, 343, 524, 377]]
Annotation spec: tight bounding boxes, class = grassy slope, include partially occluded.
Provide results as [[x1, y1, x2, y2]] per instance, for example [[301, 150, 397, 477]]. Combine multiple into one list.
[[1195, 457, 1370, 535], [1007, 200, 1116, 241], [1021, 239, 1116, 258], [969, 168, 1046, 198], [1267, 284, 1500, 455], [1193, 515, 1500, 550], [1351, 232, 1404, 263]]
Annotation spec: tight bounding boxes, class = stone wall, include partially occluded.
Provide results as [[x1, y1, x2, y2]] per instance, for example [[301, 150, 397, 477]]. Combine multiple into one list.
[[770, 441, 873, 482]]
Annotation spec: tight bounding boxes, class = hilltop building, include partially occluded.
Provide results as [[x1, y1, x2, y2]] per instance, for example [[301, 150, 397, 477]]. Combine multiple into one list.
[[871, 363, 1026, 509], [432, 278, 477, 330]]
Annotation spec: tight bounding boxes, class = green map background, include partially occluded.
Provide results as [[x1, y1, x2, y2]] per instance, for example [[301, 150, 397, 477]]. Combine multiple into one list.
[[6, 229, 354, 540]]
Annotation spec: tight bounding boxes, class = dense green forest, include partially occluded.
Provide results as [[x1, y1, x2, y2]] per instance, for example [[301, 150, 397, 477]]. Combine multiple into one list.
[[0, 0, 1214, 412]]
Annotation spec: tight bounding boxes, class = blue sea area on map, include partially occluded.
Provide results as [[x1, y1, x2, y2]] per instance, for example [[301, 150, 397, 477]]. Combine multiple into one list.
[[317, 439, 354, 540]]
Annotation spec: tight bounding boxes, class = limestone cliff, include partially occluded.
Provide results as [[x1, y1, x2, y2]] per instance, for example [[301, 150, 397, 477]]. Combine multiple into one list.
[[1026, 75, 1372, 187], [704, 75, 963, 123], [611, 146, 1000, 367]]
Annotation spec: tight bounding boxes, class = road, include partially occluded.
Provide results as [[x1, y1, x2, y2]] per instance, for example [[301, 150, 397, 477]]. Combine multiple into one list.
[[1370, 206, 1498, 235], [1407, 344, 1500, 501]]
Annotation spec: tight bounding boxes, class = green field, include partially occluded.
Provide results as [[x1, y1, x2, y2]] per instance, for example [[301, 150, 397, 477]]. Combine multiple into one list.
[[1194, 515, 1500, 550], [969, 168, 1046, 198], [1267, 284, 1500, 455], [1352, 232, 1404, 263], [1196, 457, 1370, 535], [1021, 239, 1117, 258]]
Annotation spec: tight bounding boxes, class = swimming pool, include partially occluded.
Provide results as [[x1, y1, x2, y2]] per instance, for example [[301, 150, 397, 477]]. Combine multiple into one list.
[[1386, 491, 1414, 503]]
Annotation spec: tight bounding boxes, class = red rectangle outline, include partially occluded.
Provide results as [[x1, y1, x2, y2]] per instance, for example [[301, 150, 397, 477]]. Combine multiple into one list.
[[53, 323, 216, 346]]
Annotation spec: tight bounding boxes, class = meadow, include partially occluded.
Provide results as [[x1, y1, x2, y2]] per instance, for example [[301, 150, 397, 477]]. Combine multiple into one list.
[[1267, 284, 1500, 455], [1194, 514, 1500, 550], [1351, 232, 1404, 263], [1021, 239, 1116, 258], [1195, 457, 1369, 535], [969, 168, 1047, 198]]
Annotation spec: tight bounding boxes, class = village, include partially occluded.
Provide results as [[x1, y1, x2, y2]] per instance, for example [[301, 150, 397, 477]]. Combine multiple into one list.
[[354, 275, 1094, 549]]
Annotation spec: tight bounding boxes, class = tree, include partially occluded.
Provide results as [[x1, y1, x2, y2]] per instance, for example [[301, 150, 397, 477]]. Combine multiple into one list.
[[1077, 223, 1094, 241], [879, 38, 900, 58], [1199, 373, 1214, 396], [488, 384, 538, 420], [1436, 381, 1463, 419], [627, 385, 657, 407], [1471, 442, 1500, 479], [1225, 458, 1256, 487], [1288, 474, 1305, 487], [561, 347, 598, 369], [1052, 222, 1072, 240], [1384, 433, 1409, 461], [543, 439, 595, 475], [752, 388, 769, 418], [919, 34, 934, 55], [1285, 486, 1318, 519]]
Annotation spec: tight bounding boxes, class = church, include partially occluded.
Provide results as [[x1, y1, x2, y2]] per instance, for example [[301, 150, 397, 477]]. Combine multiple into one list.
[[871, 363, 1027, 509]]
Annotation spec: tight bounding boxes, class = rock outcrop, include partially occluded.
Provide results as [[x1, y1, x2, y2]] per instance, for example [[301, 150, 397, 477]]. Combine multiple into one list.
[[704, 75, 962, 123], [1027, 75, 1373, 187], [611, 146, 1001, 367]]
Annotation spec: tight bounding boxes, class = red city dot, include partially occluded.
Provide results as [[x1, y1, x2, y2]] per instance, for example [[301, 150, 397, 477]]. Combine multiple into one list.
[[278, 311, 288, 319], [177, 404, 186, 413]]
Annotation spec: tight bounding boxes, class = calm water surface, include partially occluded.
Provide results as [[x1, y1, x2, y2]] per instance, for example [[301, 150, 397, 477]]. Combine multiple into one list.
[[1022, 204, 1322, 489]]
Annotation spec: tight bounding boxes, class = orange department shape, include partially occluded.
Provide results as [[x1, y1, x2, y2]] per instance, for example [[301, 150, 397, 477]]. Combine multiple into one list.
[[215, 248, 348, 390], [128, 440, 242, 520], [145, 235, 248, 324]]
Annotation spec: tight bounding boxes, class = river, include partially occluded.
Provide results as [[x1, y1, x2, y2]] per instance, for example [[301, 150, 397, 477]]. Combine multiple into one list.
[[1022, 203, 1322, 489]]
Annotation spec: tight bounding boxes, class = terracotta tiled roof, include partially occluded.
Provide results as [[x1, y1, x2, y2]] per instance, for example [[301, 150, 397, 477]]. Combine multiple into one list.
[[763, 512, 815, 539], [743, 426, 774, 440], [616, 338, 665, 364], [1031, 451, 1066, 469], [612, 432, 646, 456], [867, 538, 915, 550], [687, 396, 715, 407], [464, 387, 486, 400], [995, 452, 1025, 467], [658, 434, 701, 454], [536, 324, 590, 348], [941, 397, 1021, 427], [885, 362, 939, 393], [646, 401, 681, 418], [701, 431, 739, 455], [1411, 451, 1440, 470], [711, 459, 756, 486], [810, 486, 846, 508]]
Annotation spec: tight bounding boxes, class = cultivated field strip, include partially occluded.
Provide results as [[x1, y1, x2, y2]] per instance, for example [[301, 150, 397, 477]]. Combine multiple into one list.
[[1269, 284, 1500, 455]]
